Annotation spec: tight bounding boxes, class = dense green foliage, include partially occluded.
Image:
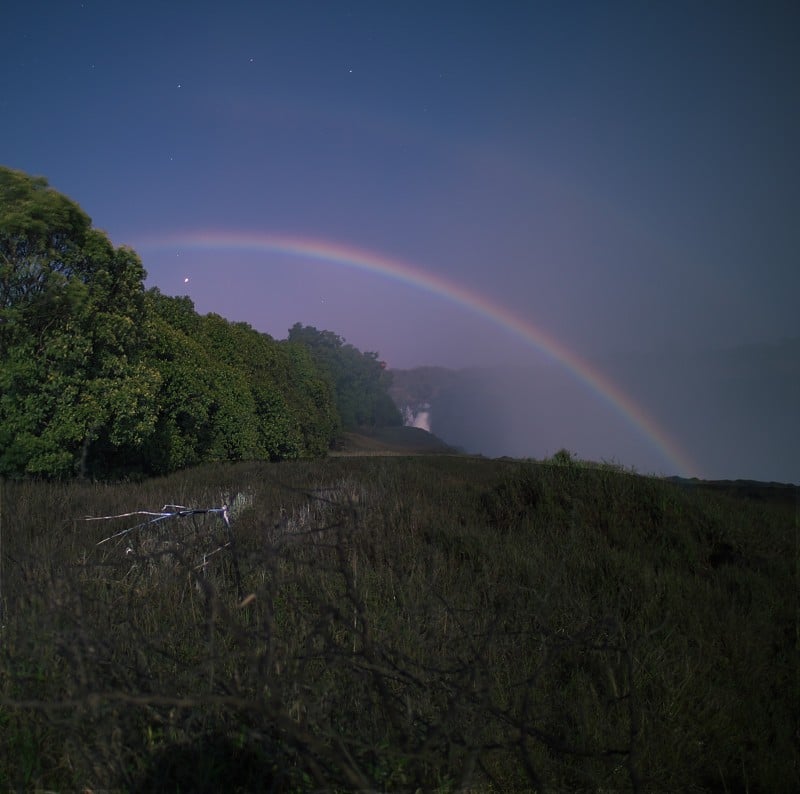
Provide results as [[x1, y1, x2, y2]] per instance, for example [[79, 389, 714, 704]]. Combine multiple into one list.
[[0, 456, 796, 790], [288, 322, 402, 428], [1, 167, 161, 477], [139, 292, 339, 475], [1, 166, 397, 478]]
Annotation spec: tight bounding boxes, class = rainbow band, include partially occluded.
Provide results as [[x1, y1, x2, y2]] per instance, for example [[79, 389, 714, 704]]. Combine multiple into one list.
[[138, 230, 699, 477]]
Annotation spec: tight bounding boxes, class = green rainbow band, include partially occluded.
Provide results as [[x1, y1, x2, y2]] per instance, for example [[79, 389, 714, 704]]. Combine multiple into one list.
[[137, 230, 699, 477]]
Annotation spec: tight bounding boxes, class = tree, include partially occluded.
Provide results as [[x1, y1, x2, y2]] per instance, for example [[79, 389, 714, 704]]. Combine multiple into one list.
[[288, 323, 402, 428], [1, 167, 350, 477], [1, 167, 91, 319], [139, 293, 339, 470], [196, 313, 338, 459], [0, 167, 160, 477]]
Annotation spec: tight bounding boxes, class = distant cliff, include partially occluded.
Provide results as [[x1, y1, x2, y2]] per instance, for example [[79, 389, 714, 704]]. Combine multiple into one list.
[[388, 367, 462, 431], [387, 367, 508, 454]]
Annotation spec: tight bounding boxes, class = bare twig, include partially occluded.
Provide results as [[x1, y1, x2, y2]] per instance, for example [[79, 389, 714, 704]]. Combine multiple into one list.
[[89, 504, 231, 546]]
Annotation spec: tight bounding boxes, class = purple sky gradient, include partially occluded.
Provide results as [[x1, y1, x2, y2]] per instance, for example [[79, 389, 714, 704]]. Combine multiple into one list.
[[2, 1, 798, 481]]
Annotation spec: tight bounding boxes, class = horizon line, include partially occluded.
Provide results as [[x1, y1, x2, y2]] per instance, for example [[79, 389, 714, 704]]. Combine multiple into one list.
[[135, 228, 701, 477]]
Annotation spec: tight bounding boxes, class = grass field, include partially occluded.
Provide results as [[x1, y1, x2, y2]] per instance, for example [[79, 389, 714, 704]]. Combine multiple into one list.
[[0, 444, 796, 791]]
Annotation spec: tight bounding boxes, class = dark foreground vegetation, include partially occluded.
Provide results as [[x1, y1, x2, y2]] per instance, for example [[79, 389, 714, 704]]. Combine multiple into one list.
[[1, 455, 796, 791]]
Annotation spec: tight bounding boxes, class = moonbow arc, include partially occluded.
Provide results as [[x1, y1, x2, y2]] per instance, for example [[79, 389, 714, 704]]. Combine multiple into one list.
[[137, 229, 699, 477]]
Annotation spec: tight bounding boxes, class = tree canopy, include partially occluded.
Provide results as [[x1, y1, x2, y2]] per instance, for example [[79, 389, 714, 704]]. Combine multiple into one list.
[[1, 167, 160, 476], [0, 166, 400, 479], [288, 323, 402, 428]]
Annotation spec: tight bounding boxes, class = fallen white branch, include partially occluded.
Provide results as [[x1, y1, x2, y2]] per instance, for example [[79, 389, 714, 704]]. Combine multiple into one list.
[[88, 504, 231, 546], [83, 493, 252, 599]]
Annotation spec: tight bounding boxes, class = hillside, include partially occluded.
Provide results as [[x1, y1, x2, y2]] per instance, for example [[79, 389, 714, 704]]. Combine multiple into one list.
[[331, 425, 458, 455], [1, 456, 796, 791]]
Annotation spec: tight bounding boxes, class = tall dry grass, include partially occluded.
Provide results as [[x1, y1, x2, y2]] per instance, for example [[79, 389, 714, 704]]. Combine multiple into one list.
[[0, 457, 796, 791]]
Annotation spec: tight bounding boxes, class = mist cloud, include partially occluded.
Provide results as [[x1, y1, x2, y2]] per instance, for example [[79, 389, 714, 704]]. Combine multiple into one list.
[[391, 339, 800, 484]]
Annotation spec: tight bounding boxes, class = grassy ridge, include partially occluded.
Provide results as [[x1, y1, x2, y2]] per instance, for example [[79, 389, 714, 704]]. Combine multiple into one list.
[[331, 426, 458, 455], [0, 457, 796, 791]]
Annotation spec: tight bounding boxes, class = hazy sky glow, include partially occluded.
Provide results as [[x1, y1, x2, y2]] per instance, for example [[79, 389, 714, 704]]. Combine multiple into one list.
[[2, 1, 798, 481]]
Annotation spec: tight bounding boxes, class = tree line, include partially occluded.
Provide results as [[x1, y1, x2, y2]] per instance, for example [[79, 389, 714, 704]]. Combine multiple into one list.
[[0, 166, 401, 478]]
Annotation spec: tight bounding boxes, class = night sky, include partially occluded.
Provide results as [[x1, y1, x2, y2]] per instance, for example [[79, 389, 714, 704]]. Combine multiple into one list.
[[2, 1, 798, 482]]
